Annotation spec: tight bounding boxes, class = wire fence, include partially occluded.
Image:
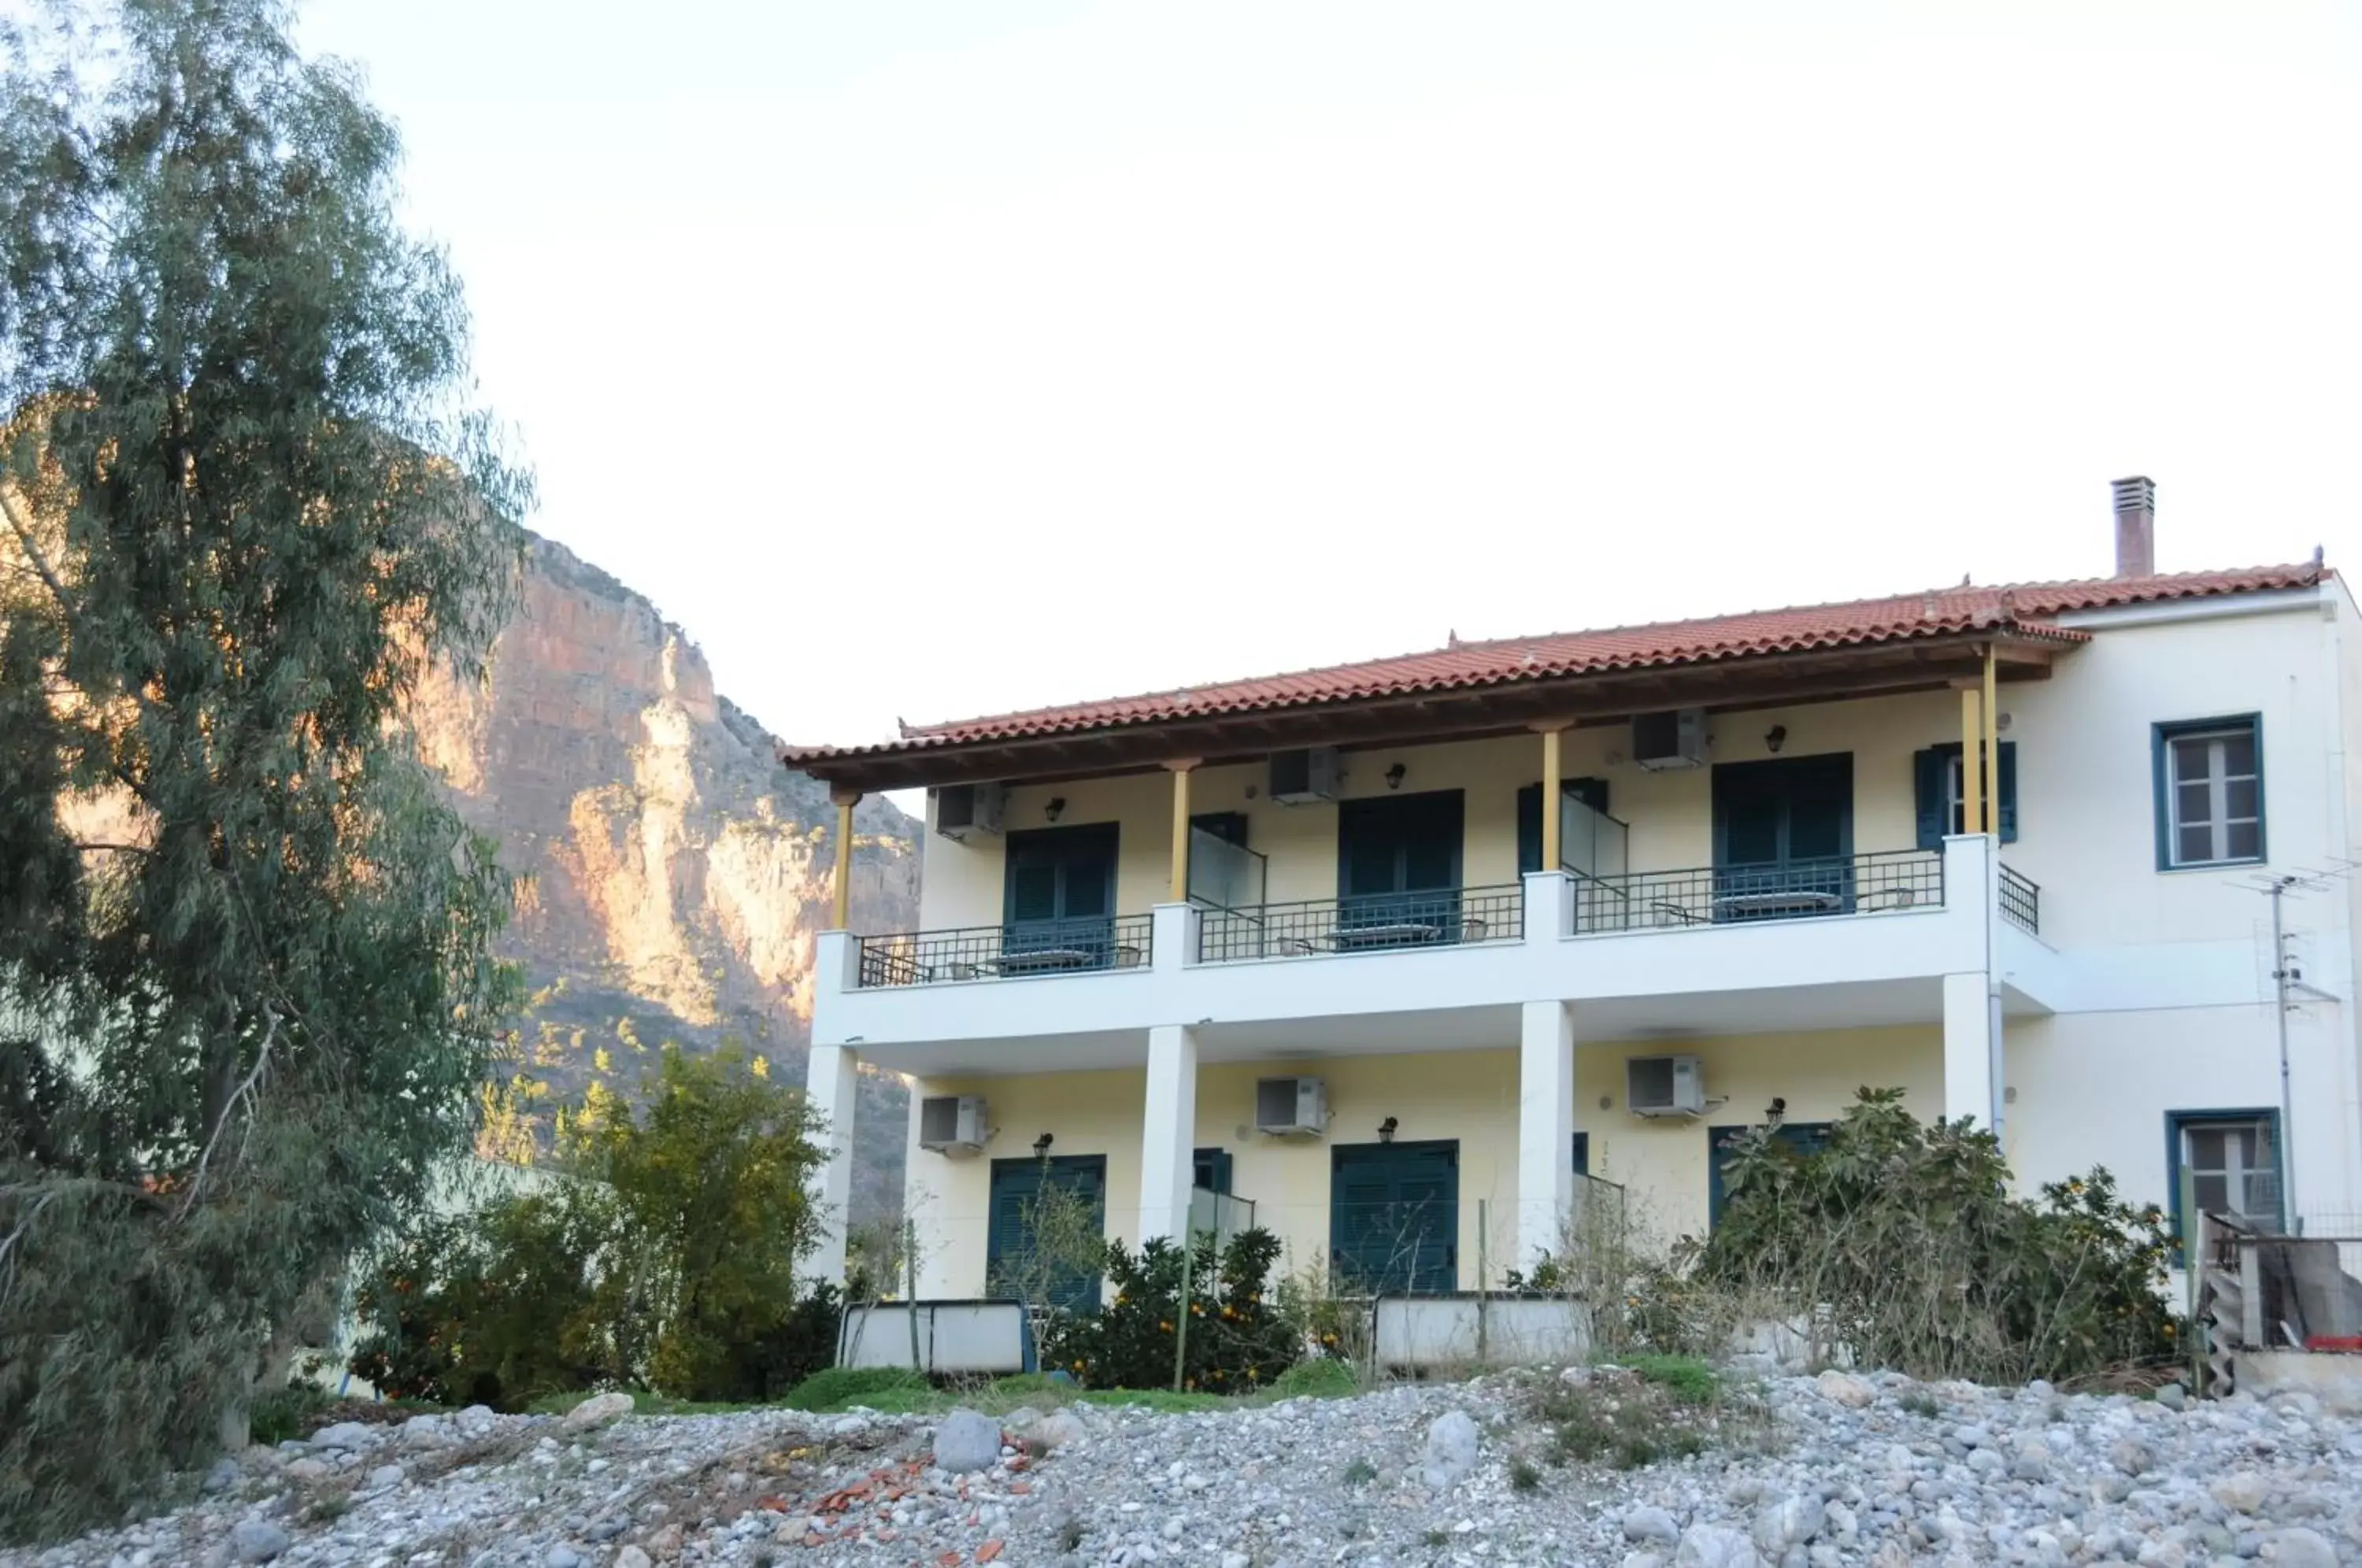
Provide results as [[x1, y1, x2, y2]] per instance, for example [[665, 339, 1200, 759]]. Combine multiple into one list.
[[855, 914, 1155, 988], [1195, 883, 1525, 963], [1569, 848, 1943, 933]]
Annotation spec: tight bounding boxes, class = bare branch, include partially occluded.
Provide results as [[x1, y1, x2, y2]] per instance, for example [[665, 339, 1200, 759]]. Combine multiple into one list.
[[174, 1008, 280, 1223]]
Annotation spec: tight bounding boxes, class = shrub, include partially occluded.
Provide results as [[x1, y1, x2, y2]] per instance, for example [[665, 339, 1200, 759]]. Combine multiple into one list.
[[780, 1366, 930, 1411], [350, 1047, 841, 1409], [1695, 1088, 2180, 1382], [248, 1383, 334, 1448], [1040, 1227, 1299, 1393]]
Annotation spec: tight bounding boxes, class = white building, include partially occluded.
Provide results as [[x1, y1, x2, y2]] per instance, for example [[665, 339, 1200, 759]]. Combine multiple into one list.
[[786, 479, 2362, 1305]]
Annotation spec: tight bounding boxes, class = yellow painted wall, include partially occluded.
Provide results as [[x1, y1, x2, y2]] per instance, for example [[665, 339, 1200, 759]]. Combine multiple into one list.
[[914, 692, 1983, 933], [904, 1024, 1945, 1293]]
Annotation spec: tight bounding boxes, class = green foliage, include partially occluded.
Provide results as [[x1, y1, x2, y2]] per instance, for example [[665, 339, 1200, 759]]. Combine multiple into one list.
[[1530, 1366, 1767, 1471], [1695, 1089, 2182, 1382], [1268, 1356, 1359, 1400], [1342, 1457, 1377, 1488], [1625, 1355, 1719, 1405], [0, 0, 526, 1540], [779, 1366, 930, 1413], [350, 1048, 838, 1409], [1899, 1388, 1941, 1418], [1039, 1227, 1299, 1395], [1509, 1458, 1543, 1492], [247, 1382, 333, 1448]]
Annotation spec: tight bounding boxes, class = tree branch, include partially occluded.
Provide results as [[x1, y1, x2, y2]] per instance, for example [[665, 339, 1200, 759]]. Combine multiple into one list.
[[0, 484, 72, 612], [175, 1008, 279, 1223]]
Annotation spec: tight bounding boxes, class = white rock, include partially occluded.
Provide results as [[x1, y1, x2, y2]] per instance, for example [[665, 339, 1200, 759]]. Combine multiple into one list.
[[561, 1392, 633, 1433], [1624, 1507, 1683, 1544], [229, 1518, 290, 1564], [2269, 1529, 2338, 1568], [1420, 1409, 1480, 1490], [1220, 1555, 1250, 1568], [613, 1550, 653, 1568], [1675, 1523, 1764, 1568], [2209, 1471, 2271, 1514], [1751, 1494, 1825, 1555], [396, 1414, 454, 1451], [1814, 1370, 1875, 1408], [308, 1421, 374, 1452], [367, 1463, 405, 1489], [932, 1409, 1001, 1474]]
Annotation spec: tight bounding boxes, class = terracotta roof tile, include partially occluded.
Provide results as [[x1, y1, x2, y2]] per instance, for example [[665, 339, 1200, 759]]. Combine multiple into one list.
[[783, 562, 2324, 764]]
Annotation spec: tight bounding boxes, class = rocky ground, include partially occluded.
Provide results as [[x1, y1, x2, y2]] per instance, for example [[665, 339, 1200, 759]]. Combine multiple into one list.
[[6, 1368, 2359, 1568]]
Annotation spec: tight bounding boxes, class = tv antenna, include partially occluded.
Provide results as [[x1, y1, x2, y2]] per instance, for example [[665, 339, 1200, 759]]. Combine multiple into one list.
[[2231, 859, 2362, 1230]]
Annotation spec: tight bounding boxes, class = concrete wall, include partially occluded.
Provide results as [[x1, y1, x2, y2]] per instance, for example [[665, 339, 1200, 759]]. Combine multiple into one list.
[[904, 1025, 1952, 1295]]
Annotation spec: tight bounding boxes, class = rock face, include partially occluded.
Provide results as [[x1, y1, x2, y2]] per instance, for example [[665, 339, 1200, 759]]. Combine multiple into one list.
[[412, 532, 920, 1215]]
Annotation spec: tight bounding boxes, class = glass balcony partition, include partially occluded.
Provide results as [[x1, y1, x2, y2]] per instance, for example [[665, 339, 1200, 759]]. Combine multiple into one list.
[[1560, 795, 1631, 932]]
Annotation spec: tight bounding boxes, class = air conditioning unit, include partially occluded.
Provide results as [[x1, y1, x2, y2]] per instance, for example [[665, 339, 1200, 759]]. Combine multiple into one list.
[[1255, 1076, 1328, 1136], [1627, 1055, 1705, 1119], [1268, 747, 1340, 805], [935, 782, 1006, 840], [918, 1094, 989, 1153], [1631, 709, 1707, 771]]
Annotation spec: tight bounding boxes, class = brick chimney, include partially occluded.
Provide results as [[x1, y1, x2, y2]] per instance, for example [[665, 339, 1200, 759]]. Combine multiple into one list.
[[2112, 475, 2155, 578]]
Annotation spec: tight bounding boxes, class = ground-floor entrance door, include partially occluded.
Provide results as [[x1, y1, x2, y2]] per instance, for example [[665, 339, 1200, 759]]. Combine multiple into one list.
[[1706, 1122, 1834, 1226], [987, 1154, 1107, 1312], [1330, 1139, 1459, 1294]]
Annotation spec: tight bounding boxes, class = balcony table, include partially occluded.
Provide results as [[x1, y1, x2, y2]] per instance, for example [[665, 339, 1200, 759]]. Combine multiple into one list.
[[1327, 923, 1445, 952], [1712, 889, 1842, 919], [987, 947, 1098, 975]]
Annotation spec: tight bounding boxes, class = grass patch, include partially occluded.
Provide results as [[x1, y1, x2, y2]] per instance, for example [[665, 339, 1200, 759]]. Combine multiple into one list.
[[249, 1383, 335, 1446], [778, 1366, 933, 1413], [1509, 1458, 1542, 1492], [1072, 1389, 1229, 1414], [1057, 1517, 1086, 1552], [1422, 1529, 1452, 1548], [1269, 1358, 1360, 1400], [1342, 1457, 1377, 1488], [1530, 1366, 1772, 1473], [1624, 1354, 1719, 1405], [1898, 1389, 1940, 1418]]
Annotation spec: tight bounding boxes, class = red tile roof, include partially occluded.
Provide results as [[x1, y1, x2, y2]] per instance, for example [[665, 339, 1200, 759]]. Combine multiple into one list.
[[783, 562, 2325, 764]]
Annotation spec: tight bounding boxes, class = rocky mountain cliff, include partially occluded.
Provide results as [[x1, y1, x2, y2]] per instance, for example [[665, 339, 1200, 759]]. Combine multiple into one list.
[[412, 531, 920, 1219]]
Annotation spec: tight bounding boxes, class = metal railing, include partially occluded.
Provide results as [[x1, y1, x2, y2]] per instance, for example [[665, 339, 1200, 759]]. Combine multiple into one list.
[[1568, 849, 1944, 934], [854, 913, 1154, 988], [1197, 883, 1525, 963], [1997, 864, 2041, 935]]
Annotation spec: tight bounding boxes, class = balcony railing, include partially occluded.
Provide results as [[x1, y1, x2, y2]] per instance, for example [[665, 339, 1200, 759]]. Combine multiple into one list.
[[855, 913, 1155, 988], [1197, 883, 1525, 964], [1568, 848, 1944, 934], [1997, 864, 2041, 935]]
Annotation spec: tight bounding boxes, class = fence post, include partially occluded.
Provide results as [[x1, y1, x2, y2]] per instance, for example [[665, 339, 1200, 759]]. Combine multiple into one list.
[[2179, 1170, 2203, 1396], [1172, 1236, 1194, 1392], [905, 1217, 923, 1374], [1475, 1199, 1490, 1368]]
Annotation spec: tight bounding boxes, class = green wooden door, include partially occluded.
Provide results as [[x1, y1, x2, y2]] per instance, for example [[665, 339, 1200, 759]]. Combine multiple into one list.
[[1705, 1122, 1832, 1226], [1330, 1140, 1458, 1294], [987, 1155, 1106, 1311], [1003, 824, 1119, 965], [1710, 754, 1854, 919]]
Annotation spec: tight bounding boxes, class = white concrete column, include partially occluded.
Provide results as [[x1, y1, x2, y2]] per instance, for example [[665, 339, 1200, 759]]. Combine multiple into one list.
[[1138, 1025, 1200, 1244], [1151, 901, 1198, 971], [1517, 999, 1576, 1269], [1522, 869, 1571, 942], [803, 1041, 860, 1285], [811, 930, 858, 1038], [1942, 971, 1998, 1131]]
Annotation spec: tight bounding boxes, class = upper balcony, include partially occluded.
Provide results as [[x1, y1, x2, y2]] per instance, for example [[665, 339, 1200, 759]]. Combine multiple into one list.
[[815, 834, 2054, 1073]]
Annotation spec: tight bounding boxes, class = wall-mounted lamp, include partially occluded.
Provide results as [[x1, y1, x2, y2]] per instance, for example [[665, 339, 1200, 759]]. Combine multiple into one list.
[[1383, 763, 1408, 790], [1764, 725, 1788, 754], [1031, 1133, 1054, 1158], [1045, 797, 1068, 823], [1378, 1115, 1399, 1145]]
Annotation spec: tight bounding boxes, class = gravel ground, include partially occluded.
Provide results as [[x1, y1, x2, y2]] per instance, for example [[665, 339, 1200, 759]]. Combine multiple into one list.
[[6, 1367, 2360, 1567]]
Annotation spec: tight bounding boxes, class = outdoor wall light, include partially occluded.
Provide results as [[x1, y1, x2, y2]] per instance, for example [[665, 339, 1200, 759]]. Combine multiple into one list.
[[1032, 1133, 1054, 1157], [1764, 724, 1788, 754], [1045, 797, 1068, 822], [1378, 1116, 1399, 1145], [1383, 763, 1408, 790]]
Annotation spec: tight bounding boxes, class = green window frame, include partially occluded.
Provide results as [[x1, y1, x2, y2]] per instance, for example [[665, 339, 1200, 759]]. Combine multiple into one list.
[[2152, 716, 2264, 871], [1912, 741, 2017, 847], [1516, 778, 1611, 874], [2164, 1108, 2284, 1237]]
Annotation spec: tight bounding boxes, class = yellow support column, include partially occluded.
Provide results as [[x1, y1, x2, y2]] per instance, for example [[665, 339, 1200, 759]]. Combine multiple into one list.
[[1538, 723, 1566, 871], [1957, 684, 1984, 835], [1982, 644, 2001, 836], [829, 789, 861, 929], [1167, 760, 1199, 903]]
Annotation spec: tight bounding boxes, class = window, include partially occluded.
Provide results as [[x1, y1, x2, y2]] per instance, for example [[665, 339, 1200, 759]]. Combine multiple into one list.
[[2166, 1111, 2282, 1233], [2154, 716, 2264, 869], [1912, 742, 2016, 847]]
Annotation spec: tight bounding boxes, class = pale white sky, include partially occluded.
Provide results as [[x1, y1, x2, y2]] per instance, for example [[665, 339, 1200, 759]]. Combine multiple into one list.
[[299, 0, 2361, 751]]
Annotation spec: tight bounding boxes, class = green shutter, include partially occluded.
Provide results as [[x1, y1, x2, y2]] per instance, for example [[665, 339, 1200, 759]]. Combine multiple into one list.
[[1516, 784, 1541, 874], [1912, 749, 1946, 849], [1997, 742, 2018, 843]]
